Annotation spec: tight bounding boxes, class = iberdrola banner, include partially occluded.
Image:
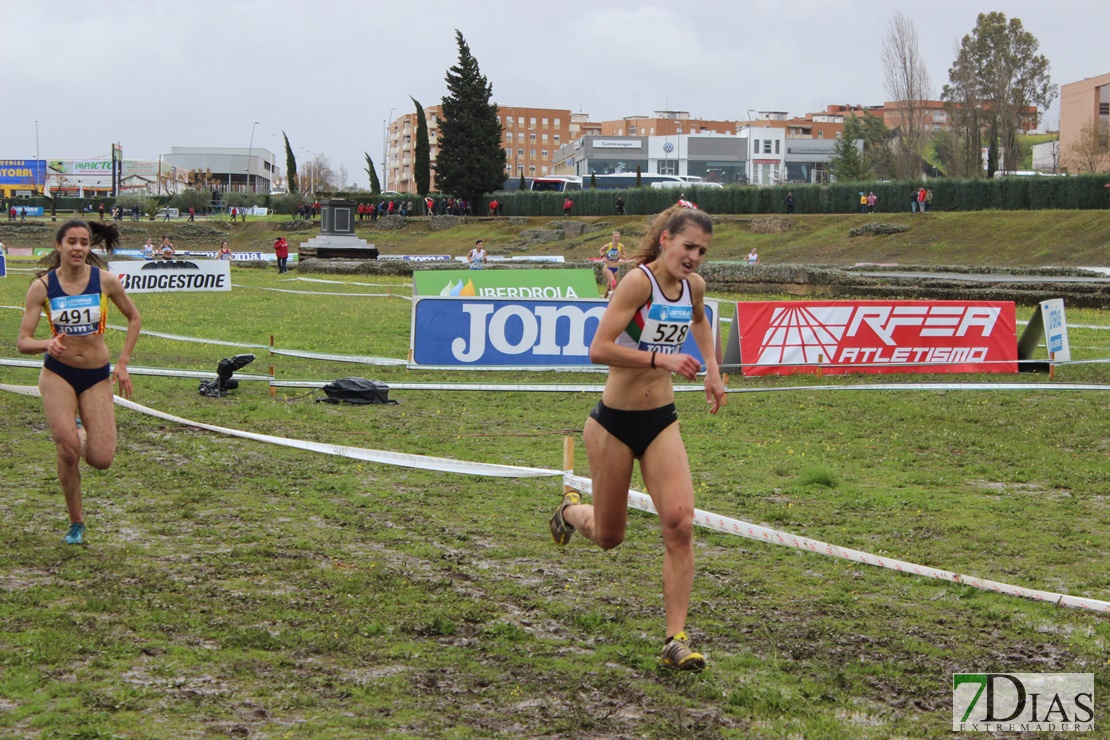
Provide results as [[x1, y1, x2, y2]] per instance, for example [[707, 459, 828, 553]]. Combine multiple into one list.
[[412, 268, 599, 299], [728, 300, 1017, 376]]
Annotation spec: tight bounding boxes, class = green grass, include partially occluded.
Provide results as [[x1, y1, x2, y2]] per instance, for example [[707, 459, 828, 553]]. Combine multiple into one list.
[[0, 263, 1108, 738], [5, 208, 1110, 268]]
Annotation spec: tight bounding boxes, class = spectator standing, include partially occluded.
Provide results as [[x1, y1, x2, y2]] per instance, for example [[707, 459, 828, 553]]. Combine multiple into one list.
[[925, 188, 934, 213], [786, 192, 795, 215], [866, 191, 877, 213], [859, 192, 867, 214], [188, 206, 195, 222], [273, 237, 289, 273], [563, 197, 573, 216], [98, 203, 105, 221], [615, 196, 625, 216], [916, 187, 927, 213]]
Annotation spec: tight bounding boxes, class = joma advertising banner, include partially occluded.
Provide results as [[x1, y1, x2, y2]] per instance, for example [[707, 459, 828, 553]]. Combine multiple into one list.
[[730, 300, 1017, 376], [412, 268, 599, 298], [411, 296, 717, 369], [109, 259, 231, 293]]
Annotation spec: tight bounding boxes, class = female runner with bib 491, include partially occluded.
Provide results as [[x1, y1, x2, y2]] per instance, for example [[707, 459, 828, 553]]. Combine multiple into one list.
[[17, 220, 141, 545], [550, 205, 724, 671]]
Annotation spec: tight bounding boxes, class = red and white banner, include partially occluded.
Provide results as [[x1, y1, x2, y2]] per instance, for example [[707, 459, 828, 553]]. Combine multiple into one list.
[[733, 300, 1017, 376]]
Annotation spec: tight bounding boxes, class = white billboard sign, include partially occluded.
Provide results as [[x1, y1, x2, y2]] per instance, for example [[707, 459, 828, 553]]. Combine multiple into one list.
[[109, 259, 231, 293]]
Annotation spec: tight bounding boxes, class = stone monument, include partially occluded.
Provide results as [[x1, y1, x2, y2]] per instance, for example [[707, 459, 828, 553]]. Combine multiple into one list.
[[298, 199, 378, 259]]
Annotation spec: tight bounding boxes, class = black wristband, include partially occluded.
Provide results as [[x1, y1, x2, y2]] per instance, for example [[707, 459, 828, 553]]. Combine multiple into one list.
[[650, 351, 656, 369]]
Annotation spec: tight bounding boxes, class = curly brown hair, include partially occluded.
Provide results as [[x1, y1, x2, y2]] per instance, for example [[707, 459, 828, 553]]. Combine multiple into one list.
[[633, 205, 714, 266]]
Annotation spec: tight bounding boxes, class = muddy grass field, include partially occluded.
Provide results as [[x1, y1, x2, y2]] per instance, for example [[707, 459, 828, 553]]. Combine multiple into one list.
[[1, 266, 1107, 738]]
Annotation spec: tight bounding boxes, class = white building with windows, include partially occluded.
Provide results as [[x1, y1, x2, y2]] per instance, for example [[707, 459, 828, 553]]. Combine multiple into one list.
[[552, 129, 835, 186], [162, 147, 279, 193]]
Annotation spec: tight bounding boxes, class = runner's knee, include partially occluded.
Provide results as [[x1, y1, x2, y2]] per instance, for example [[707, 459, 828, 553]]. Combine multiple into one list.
[[659, 509, 694, 543], [84, 448, 115, 470], [55, 439, 81, 467], [597, 532, 625, 551]]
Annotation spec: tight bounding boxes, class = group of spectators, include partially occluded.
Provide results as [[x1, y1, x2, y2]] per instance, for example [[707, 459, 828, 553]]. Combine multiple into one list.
[[356, 200, 413, 221], [294, 202, 320, 220]]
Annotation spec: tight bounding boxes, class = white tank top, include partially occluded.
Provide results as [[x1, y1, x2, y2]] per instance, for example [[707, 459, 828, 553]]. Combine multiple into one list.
[[615, 265, 692, 354]]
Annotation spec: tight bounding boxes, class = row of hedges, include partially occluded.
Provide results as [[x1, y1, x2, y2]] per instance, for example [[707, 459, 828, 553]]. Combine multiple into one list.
[[478, 174, 1110, 216], [319, 174, 1110, 215], [9, 174, 1107, 218]]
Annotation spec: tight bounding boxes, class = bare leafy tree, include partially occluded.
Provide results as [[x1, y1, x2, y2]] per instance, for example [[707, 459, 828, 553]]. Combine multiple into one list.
[[301, 153, 338, 192], [338, 164, 349, 191], [942, 12, 1057, 178], [1067, 120, 1110, 173], [881, 11, 933, 180]]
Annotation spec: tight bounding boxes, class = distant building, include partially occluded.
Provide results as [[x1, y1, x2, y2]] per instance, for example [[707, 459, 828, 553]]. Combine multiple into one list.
[[1060, 72, 1110, 172], [41, 158, 188, 197], [552, 129, 837, 186], [385, 103, 850, 193], [162, 147, 279, 193], [386, 105, 574, 194], [0, 159, 46, 198]]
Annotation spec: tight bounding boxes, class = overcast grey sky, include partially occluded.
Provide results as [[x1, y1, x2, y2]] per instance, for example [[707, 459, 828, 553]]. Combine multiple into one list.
[[2, 0, 1105, 189]]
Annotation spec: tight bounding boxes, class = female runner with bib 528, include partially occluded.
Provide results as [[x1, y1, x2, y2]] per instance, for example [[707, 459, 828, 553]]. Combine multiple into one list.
[[17, 220, 141, 545], [550, 204, 724, 671]]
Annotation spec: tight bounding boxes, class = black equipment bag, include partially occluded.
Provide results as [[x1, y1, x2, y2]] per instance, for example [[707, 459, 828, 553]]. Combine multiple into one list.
[[317, 377, 397, 405]]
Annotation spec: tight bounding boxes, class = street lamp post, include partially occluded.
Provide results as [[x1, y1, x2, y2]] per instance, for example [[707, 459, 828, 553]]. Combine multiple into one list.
[[675, 122, 682, 178], [247, 121, 259, 193], [383, 107, 396, 192], [300, 149, 316, 193], [34, 120, 40, 195]]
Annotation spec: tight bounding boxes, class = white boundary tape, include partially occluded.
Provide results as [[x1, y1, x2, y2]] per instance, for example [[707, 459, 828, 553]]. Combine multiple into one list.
[[267, 349, 408, 366], [0, 357, 271, 381], [289, 277, 413, 288], [269, 379, 1110, 393], [3, 357, 1109, 393], [106, 324, 270, 349], [0, 381, 1106, 613], [0, 383, 553, 478], [562, 474, 1110, 614], [231, 284, 413, 301]]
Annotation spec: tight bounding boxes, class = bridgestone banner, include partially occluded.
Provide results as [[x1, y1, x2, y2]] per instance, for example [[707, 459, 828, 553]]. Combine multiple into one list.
[[730, 300, 1017, 376], [109, 260, 231, 293]]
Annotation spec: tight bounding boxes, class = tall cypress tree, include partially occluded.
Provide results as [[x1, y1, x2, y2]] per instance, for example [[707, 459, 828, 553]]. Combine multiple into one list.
[[364, 152, 382, 194], [435, 30, 506, 200], [411, 97, 431, 197], [283, 132, 298, 193]]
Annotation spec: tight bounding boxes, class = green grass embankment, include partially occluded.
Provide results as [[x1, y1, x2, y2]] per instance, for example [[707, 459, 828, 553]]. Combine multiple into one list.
[[2, 209, 1108, 267]]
